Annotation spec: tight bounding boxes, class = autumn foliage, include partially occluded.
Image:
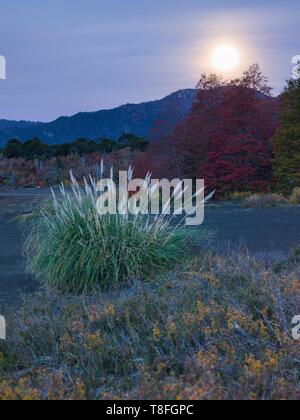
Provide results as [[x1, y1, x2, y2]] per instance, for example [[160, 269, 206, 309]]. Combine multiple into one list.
[[137, 65, 279, 196], [1, 64, 298, 197], [0, 149, 137, 188]]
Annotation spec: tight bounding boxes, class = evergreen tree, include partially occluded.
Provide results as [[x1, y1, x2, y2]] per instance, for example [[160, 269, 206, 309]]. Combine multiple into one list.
[[272, 76, 300, 194], [3, 139, 24, 158]]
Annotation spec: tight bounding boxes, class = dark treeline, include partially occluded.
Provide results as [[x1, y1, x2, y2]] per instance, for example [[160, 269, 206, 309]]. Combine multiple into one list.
[[0, 134, 149, 160]]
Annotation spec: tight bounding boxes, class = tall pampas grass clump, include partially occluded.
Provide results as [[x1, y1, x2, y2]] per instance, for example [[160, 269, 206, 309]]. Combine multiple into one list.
[[25, 164, 207, 294]]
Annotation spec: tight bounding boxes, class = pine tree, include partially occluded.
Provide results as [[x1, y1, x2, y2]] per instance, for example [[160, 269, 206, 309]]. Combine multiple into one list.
[[272, 76, 300, 194]]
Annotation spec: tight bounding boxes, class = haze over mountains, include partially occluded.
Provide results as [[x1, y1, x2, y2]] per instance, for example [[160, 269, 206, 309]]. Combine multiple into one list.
[[0, 89, 196, 147]]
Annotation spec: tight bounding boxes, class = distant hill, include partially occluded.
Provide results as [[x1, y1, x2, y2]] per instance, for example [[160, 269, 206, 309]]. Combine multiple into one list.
[[0, 89, 196, 146], [0, 120, 40, 146]]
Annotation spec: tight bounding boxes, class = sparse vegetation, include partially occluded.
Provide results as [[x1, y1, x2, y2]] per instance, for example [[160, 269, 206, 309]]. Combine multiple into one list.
[[0, 136, 148, 189], [0, 249, 299, 400], [224, 191, 253, 202], [290, 187, 300, 206], [242, 193, 288, 208]]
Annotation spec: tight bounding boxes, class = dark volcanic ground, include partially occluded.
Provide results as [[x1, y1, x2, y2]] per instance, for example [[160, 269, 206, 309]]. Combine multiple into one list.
[[0, 196, 40, 312], [0, 191, 300, 312], [203, 204, 300, 260]]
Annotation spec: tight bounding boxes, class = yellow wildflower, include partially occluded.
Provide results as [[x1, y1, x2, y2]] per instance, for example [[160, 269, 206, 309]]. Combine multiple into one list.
[[85, 331, 103, 351], [196, 300, 208, 322], [152, 325, 161, 341], [104, 304, 116, 318], [167, 319, 177, 337], [245, 355, 263, 375]]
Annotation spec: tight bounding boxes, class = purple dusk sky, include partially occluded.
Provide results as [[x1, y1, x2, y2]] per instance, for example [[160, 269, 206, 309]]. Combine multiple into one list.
[[0, 0, 299, 122]]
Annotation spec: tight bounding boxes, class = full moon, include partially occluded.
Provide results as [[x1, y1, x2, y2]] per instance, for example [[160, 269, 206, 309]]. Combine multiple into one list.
[[212, 45, 239, 72]]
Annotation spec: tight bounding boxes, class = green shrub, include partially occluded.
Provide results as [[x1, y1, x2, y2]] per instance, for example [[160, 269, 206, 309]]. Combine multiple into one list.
[[25, 169, 192, 294], [242, 193, 288, 208], [271, 77, 300, 195], [290, 187, 300, 205]]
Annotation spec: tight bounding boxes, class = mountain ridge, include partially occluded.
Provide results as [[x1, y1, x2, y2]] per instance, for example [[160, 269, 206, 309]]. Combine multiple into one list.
[[0, 89, 196, 146]]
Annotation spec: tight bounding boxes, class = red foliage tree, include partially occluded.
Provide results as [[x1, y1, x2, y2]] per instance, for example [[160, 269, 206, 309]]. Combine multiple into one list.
[[157, 64, 279, 195]]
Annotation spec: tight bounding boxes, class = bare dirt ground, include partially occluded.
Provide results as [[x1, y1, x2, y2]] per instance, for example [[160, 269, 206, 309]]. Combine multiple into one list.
[[204, 203, 300, 261], [0, 195, 42, 312], [0, 191, 300, 312]]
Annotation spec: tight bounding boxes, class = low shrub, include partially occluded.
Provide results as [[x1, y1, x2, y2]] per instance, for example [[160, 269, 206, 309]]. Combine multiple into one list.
[[290, 188, 300, 205], [242, 193, 288, 208], [224, 191, 253, 202], [24, 167, 198, 294], [0, 250, 299, 400]]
